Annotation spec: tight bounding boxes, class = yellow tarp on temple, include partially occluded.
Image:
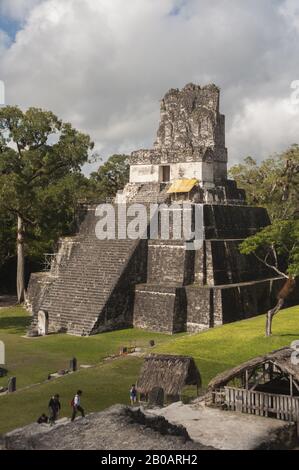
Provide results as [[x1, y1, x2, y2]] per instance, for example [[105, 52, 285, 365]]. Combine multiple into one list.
[[167, 178, 198, 193]]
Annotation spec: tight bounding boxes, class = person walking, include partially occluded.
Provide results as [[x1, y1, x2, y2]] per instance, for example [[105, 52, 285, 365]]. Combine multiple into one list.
[[130, 384, 137, 405], [48, 394, 61, 425], [37, 413, 48, 424], [71, 390, 85, 421]]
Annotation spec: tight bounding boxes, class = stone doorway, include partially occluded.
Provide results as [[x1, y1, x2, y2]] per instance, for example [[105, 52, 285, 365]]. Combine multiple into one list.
[[160, 165, 170, 182], [37, 310, 48, 336]]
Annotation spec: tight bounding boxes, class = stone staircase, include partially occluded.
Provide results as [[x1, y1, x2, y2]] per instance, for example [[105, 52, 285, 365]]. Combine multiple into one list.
[[27, 205, 147, 336], [122, 182, 171, 204]]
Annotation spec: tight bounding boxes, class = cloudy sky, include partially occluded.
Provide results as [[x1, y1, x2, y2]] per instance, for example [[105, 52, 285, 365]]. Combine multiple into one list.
[[0, 0, 299, 172]]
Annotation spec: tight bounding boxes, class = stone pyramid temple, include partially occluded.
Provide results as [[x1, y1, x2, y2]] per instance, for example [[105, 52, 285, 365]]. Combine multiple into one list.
[[27, 83, 292, 336]]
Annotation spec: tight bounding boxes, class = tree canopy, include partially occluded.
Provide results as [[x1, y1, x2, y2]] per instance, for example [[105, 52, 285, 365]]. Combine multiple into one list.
[[240, 219, 299, 279], [229, 145, 299, 221], [0, 106, 94, 301], [89, 154, 129, 200], [0, 106, 130, 300], [233, 146, 299, 335]]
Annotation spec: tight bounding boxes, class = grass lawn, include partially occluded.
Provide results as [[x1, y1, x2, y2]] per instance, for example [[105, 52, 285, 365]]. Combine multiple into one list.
[[0, 304, 299, 434], [0, 306, 178, 389], [156, 305, 299, 386], [0, 356, 143, 435]]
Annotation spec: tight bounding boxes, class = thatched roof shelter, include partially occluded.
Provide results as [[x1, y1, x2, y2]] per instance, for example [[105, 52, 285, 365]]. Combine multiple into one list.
[[208, 347, 299, 391], [137, 354, 201, 396]]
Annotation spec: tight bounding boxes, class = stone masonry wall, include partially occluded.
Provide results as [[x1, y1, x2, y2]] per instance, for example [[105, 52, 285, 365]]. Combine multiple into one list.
[[186, 277, 299, 333], [147, 241, 186, 285], [133, 285, 178, 333], [154, 83, 224, 153], [132, 202, 298, 334], [27, 205, 148, 336], [129, 83, 228, 185], [92, 240, 148, 334]]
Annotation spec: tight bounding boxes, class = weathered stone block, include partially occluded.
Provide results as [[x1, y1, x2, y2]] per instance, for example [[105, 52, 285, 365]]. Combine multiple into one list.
[[133, 285, 186, 334]]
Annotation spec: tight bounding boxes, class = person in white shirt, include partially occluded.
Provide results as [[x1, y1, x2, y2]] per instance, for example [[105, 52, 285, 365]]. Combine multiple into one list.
[[71, 390, 85, 421]]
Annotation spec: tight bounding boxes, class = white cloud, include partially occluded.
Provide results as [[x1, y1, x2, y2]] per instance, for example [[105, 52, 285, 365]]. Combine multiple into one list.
[[0, 0, 44, 21], [1, 0, 299, 172], [279, 0, 299, 33], [227, 96, 299, 164]]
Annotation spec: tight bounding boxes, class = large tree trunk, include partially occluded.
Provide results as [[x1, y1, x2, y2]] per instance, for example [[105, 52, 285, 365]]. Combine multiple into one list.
[[16, 215, 25, 303], [266, 298, 284, 336]]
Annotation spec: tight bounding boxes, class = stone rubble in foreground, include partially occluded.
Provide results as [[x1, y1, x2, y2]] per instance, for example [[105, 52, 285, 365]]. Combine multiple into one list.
[[2, 405, 212, 451], [2, 402, 297, 450]]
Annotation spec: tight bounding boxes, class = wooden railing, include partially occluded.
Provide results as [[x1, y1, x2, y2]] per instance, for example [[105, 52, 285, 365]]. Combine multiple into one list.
[[213, 386, 299, 422]]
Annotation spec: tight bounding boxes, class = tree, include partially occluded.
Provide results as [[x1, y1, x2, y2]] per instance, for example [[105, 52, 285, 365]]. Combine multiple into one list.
[[0, 106, 93, 302], [89, 154, 129, 200], [0, 172, 92, 292], [240, 220, 299, 336], [0, 207, 16, 268], [25, 172, 92, 260], [229, 146, 299, 221]]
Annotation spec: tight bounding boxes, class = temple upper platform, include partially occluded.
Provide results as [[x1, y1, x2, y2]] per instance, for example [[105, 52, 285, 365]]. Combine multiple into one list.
[[129, 83, 228, 188]]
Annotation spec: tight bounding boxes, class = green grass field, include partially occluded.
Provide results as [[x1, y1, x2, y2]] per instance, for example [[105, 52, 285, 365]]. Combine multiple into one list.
[[0, 304, 298, 434], [156, 305, 299, 385], [0, 306, 176, 389]]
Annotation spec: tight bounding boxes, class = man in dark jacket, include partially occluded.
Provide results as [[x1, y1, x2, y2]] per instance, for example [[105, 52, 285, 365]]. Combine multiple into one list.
[[48, 394, 61, 425]]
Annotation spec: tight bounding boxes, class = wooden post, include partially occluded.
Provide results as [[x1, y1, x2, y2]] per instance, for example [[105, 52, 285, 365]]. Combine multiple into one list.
[[269, 362, 273, 381], [290, 374, 293, 397]]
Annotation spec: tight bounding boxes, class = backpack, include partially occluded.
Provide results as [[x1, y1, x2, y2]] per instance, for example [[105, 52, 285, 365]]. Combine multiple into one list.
[[70, 397, 75, 407]]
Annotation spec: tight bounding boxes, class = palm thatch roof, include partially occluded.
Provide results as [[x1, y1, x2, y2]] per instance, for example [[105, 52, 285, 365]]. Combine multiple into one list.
[[208, 347, 299, 391], [137, 354, 201, 396]]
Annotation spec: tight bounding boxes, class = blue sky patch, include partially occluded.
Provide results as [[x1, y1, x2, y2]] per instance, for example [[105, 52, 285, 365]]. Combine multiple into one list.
[[0, 15, 20, 42], [169, 0, 189, 17]]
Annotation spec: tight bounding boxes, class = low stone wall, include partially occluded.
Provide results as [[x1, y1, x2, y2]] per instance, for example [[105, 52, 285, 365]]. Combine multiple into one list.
[[186, 277, 298, 332]]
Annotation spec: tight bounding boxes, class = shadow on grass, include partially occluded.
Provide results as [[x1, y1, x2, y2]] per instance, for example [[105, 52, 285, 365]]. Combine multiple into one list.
[[0, 316, 30, 332], [274, 333, 299, 337]]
